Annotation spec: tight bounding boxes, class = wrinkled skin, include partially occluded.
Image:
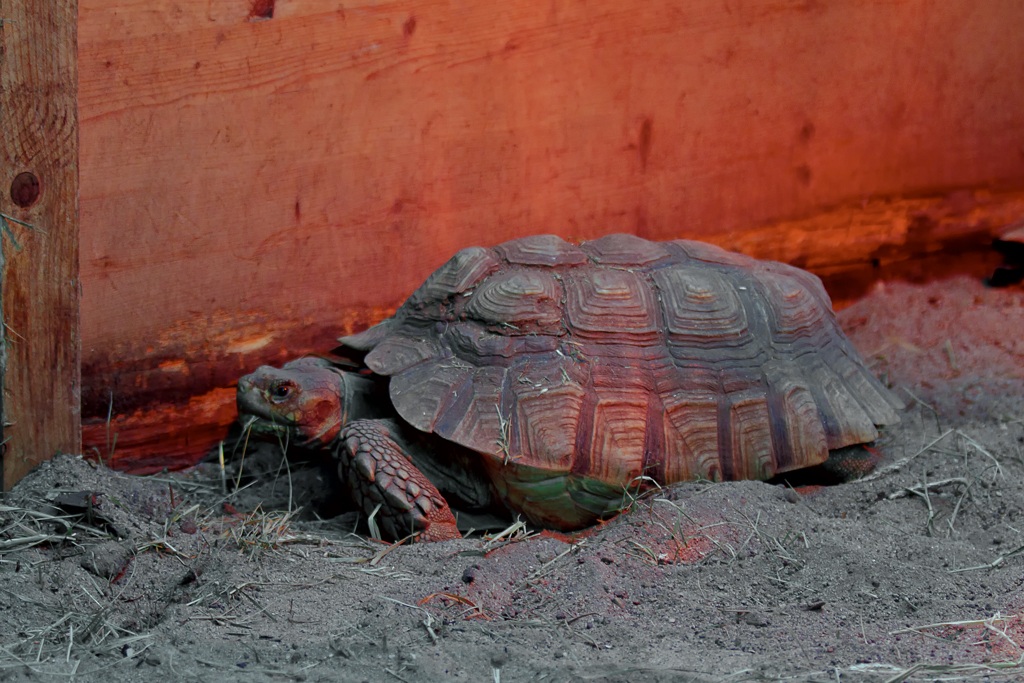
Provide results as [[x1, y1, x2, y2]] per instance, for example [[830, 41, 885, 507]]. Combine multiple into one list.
[[237, 358, 348, 447], [237, 358, 466, 542]]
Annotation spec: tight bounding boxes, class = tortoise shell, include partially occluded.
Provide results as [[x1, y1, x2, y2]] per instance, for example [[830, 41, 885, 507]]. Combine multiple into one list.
[[340, 234, 903, 526]]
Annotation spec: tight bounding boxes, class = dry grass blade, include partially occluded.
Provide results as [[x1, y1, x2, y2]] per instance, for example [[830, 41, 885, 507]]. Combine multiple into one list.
[[377, 596, 439, 644], [732, 509, 804, 566], [733, 509, 765, 560], [517, 540, 584, 587], [351, 565, 413, 581], [642, 496, 743, 564], [858, 429, 955, 483], [385, 667, 415, 683], [369, 533, 414, 566], [881, 657, 1024, 683], [234, 416, 258, 491], [218, 440, 227, 495], [891, 613, 1023, 637], [647, 498, 695, 561], [889, 613, 1024, 671], [1, 590, 154, 670], [186, 581, 279, 627], [268, 429, 296, 513], [898, 385, 943, 433], [626, 538, 660, 565], [887, 477, 969, 500], [956, 429, 1004, 479], [206, 505, 303, 560], [418, 592, 490, 620], [139, 474, 219, 495], [917, 470, 937, 535], [192, 655, 321, 677], [0, 533, 61, 551], [947, 485, 971, 537], [366, 503, 384, 542], [949, 543, 1024, 573], [0, 503, 113, 558], [618, 475, 661, 516], [494, 405, 512, 464], [477, 519, 533, 553], [137, 538, 191, 560]]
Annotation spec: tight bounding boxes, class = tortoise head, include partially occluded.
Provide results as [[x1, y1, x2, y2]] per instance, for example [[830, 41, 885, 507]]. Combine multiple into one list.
[[236, 357, 347, 447]]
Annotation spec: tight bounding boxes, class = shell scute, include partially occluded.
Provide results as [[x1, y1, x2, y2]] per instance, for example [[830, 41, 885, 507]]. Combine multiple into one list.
[[756, 266, 833, 350], [830, 349, 904, 422], [447, 322, 518, 363], [448, 321, 561, 365], [564, 270, 660, 345], [495, 234, 588, 267], [652, 266, 764, 363], [661, 391, 721, 481], [340, 320, 393, 351], [407, 246, 500, 308], [582, 233, 671, 266], [510, 357, 589, 472], [673, 240, 756, 267], [365, 334, 443, 375], [464, 270, 564, 334], [761, 360, 829, 472], [805, 359, 879, 448], [389, 358, 474, 432], [582, 388, 650, 484], [726, 392, 775, 480], [434, 366, 507, 457]]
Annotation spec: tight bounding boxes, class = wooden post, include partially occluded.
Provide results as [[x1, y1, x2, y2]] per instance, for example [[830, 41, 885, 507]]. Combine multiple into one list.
[[0, 0, 80, 490]]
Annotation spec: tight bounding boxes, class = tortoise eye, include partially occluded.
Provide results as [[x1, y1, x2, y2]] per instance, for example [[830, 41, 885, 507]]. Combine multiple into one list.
[[270, 384, 293, 401]]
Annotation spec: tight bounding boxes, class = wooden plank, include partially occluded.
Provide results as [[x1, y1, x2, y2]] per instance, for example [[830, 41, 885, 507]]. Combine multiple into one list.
[[727, 190, 1024, 309], [76, 0, 1024, 471], [0, 0, 81, 489]]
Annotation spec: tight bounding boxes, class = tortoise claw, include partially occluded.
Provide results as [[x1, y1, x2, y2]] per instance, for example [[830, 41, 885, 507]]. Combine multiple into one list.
[[335, 420, 460, 542]]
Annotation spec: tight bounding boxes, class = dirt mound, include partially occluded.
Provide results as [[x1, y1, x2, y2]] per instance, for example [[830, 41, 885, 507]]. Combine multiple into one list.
[[2, 276, 1024, 682]]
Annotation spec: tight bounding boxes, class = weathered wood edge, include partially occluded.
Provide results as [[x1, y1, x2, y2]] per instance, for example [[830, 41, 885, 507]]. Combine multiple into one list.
[[0, 0, 82, 489]]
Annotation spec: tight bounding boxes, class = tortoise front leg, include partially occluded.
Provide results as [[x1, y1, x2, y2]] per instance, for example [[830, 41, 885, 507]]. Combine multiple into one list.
[[335, 420, 461, 542]]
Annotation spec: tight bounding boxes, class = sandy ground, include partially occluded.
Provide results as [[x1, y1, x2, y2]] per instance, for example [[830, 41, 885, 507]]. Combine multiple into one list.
[[2, 275, 1024, 683]]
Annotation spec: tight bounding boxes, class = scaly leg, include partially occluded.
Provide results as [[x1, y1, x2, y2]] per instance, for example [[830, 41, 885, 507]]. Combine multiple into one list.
[[335, 420, 461, 542]]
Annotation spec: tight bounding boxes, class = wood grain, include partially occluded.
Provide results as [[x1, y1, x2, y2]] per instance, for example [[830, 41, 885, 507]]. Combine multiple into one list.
[[77, 0, 1024, 470], [0, 0, 81, 488]]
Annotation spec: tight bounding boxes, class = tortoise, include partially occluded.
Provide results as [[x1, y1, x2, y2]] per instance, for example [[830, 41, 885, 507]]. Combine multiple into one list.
[[237, 233, 903, 541]]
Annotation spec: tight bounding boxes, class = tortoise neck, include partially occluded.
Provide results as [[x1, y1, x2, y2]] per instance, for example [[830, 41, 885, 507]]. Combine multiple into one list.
[[333, 369, 391, 424]]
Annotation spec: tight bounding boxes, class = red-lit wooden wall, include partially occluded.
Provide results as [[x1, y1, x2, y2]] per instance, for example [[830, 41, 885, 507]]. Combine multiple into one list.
[[78, 0, 1024, 473]]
